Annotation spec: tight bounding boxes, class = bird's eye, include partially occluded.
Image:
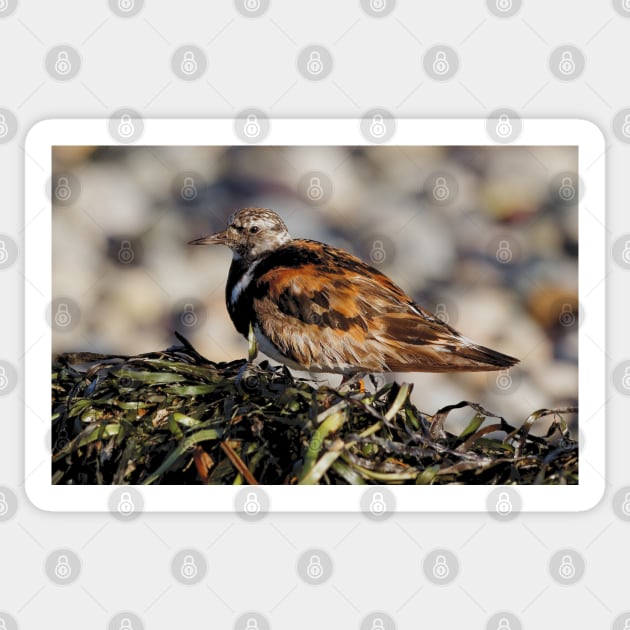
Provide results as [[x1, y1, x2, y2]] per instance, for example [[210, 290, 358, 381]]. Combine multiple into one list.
[[249, 226, 259, 234]]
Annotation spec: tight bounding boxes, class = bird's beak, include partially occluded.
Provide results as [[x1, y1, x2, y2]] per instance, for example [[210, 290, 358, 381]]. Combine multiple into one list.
[[188, 230, 228, 246]]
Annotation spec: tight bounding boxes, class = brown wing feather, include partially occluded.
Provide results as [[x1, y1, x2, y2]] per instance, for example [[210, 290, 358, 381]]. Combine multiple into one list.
[[251, 239, 518, 374]]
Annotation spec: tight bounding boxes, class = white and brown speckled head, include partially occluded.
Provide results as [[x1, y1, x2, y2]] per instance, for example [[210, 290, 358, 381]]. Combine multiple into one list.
[[189, 207, 291, 261]]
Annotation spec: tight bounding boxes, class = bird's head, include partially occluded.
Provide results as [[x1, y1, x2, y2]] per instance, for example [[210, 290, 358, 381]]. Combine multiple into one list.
[[189, 207, 291, 261]]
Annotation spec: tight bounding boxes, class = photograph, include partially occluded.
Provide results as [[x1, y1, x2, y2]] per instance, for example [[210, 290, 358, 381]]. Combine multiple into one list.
[[51, 142, 579, 486]]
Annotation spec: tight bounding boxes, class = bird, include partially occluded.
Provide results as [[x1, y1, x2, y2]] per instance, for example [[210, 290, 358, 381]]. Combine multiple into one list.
[[189, 207, 519, 378]]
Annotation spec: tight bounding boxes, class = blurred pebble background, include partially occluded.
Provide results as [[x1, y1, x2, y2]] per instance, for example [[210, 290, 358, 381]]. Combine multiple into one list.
[[52, 144, 579, 432]]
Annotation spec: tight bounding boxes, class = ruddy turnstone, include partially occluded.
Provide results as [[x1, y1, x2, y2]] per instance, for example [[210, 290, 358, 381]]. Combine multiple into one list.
[[189, 208, 518, 376]]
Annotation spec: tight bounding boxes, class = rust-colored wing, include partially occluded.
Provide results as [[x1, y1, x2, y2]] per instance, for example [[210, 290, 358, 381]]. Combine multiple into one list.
[[250, 239, 519, 374]]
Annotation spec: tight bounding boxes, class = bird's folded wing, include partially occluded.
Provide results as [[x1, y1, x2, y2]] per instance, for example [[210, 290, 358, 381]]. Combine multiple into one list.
[[250, 241, 517, 372]]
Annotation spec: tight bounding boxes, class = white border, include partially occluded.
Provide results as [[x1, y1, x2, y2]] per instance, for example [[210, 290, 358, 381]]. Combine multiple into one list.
[[24, 119, 606, 512]]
